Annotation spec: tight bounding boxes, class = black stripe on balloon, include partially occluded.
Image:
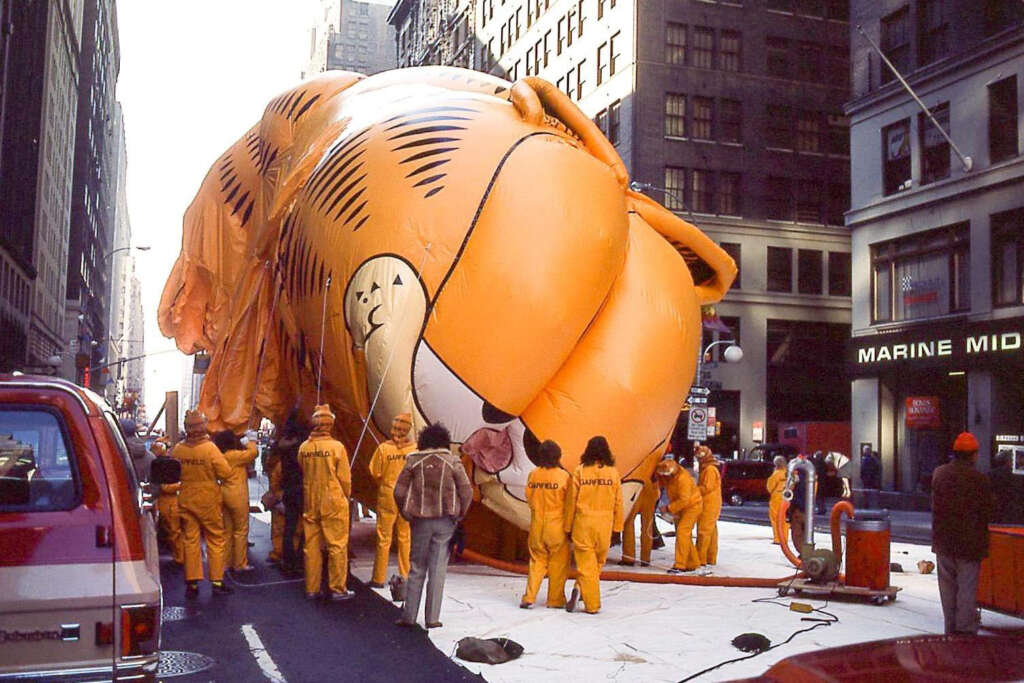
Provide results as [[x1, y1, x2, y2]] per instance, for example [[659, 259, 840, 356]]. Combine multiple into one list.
[[286, 90, 306, 119], [387, 125, 466, 141], [413, 173, 446, 188], [293, 94, 320, 122], [352, 215, 370, 232], [382, 105, 478, 124], [391, 136, 461, 151], [342, 200, 368, 226], [240, 199, 254, 227], [323, 170, 367, 216], [424, 186, 444, 198], [313, 153, 365, 208], [400, 147, 457, 164], [231, 191, 250, 216], [332, 186, 366, 223], [306, 129, 370, 198], [224, 182, 240, 204], [384, 114, 473, 131], [405, 158, 449, 178]]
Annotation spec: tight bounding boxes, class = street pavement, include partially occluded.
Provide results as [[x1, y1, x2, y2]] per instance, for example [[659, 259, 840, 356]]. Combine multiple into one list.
[[718, 500, 933, 545], [157, 511, 481, 682]]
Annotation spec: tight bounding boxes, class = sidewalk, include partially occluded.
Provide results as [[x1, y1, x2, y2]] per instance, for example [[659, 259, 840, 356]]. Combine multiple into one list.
[[347, 515, 1022, 682], [718, 501, 933, 545]]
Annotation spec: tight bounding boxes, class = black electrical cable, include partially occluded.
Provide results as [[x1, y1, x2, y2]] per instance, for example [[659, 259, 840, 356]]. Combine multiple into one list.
[[677, 596, 839, 682]]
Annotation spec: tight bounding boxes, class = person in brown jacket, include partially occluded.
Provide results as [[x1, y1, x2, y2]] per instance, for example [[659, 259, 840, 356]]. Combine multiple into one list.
[[931, 432, 992, 634], [393, 423, 473, 629]]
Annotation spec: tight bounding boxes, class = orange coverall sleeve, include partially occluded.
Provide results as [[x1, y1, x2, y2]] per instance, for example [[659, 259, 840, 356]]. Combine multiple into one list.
[[334, 444, 352, 498], [368, 445, 385, 485], [612, 474, 624, 532], [211, 449, 232, 481]]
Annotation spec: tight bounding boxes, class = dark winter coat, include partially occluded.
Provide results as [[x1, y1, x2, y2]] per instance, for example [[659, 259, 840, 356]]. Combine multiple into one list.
[[931, 459, 992, 561]]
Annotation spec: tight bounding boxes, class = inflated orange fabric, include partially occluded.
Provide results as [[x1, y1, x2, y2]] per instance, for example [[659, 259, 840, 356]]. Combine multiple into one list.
[[158, 66, 736, 544]]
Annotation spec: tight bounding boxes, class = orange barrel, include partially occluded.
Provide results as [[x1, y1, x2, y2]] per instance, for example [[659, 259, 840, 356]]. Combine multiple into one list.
[[845, 517, 891, 590]]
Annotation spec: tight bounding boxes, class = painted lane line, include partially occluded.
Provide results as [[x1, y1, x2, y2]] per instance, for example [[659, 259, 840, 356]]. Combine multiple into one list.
[[241, 623, 287, 683]]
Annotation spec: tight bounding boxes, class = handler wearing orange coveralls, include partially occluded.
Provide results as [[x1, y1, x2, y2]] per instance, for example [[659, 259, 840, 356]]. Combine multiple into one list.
[[173, 410, 233, 597], [656, 459, 703, 573], [766, 456, 788, 544], [520, 440, 571, 609], [621, 476, 659, 567], [153, 439, 183, 565], [695, 446, 721, 567], [214, 430, 259, 572], [565, 436, 623, 614], [368, 413, 416, 588], [298, 404, 353, 601]]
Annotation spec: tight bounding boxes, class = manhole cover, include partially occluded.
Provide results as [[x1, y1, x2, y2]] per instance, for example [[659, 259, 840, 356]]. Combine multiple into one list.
[[157, 650, 215, 678], [161, 606, 199, 622]]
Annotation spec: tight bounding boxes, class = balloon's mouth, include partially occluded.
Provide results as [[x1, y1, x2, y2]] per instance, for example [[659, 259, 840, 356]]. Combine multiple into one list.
[[461, 426, 513, 474]]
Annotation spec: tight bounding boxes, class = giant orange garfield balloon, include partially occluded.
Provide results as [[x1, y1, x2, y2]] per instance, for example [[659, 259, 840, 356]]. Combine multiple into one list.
[[159, 67, 735, 548]]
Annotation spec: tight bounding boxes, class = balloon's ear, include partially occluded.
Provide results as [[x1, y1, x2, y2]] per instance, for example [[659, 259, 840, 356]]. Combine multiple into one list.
[[627, 191, 737, 305]]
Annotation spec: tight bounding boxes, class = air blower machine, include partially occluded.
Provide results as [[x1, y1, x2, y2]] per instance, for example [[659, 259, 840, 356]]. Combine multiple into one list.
[[776, 456, 901, 604]]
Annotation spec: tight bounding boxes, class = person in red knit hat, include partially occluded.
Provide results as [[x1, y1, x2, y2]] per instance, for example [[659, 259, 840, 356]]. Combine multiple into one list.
[[930, 431, 992, 634]]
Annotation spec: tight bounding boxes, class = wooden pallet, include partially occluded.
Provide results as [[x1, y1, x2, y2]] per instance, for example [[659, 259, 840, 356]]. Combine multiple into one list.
[[777, 578, 902, 605]]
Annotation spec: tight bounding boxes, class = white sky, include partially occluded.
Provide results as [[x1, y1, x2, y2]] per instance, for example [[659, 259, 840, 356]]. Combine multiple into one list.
[[116, 1, 321, 416]]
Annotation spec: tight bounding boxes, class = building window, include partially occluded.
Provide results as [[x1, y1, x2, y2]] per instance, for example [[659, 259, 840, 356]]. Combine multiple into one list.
[[989, 76, 1018, 164], [827, 114, 849, 156], [666, 23, 686, 65], [577, 0, 586, 37], [767, 247, 793, 292], [557, 17, 565, 54], [692, 97, 713, 140], [720, 30, 741, 71], [568, 6, 576, 45], [919, 103, 950, 185], [595, 109, 608, 137], [880, 7, 910, 84], [993, 209, 1024, 306], [515, 7, 522, 38], [526, 47, 534, 75], [543, 31, 550, 66], [692, 27, 714, 69], [665, 93, 686, 137], [597, 43, 608, 85], [692, 169, 714, 213], [664, 166, 686, 211], [720, 99, 741, 143], [766, 105, 792, 149], [883, 118, 911, 195], [610, 32, 621, 74], [798, 249, 823, 294], [767, 176, 793, 220], [597, 0, 605, 19], [719, 172, 740, 215], [826, 182, 849, 226], [766, 37, 789, 78], [871, 223, 970, 322], [576, 59, 587, 99], [917, 0, 949, 66], [828, 251, 851, 296], [795, 179, 821, 223], [795, 110, 821, 153], [795, 42, 821, 81], [608, 100, 620, 144], [721, 242, 741, 288]]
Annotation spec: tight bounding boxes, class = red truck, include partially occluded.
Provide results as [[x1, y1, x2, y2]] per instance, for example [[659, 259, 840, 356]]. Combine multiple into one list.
[[777, 421, 851, 456]]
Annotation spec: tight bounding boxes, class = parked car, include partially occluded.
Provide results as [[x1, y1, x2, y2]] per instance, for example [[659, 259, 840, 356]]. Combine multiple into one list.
[[748, 443, 800, 464], [719, 460, 775, 506], [0, 375, 178, 682]]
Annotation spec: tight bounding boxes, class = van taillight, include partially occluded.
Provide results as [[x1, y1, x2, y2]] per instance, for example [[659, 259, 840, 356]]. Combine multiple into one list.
[[120, 604, 158, 657], [95, 621, 114, 646]]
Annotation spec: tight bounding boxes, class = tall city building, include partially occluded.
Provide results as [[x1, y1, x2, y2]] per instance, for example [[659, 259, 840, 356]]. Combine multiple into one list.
[[847, 1, 1024, 505], [66, 0, 121, 390], [124, 269, 145, 417], [303, 0, 342, 78], [329, 0, 397, 74], [0, 0, 83, 373], [389, 0, 476, 68], [395, 0, 853, 453], [107, 102, 132, 406]]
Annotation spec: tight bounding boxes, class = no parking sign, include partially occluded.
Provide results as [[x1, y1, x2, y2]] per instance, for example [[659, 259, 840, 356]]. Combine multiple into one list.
[[688, 406, 708, 440]]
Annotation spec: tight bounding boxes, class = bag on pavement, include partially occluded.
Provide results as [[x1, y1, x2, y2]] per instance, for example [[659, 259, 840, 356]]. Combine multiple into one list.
[[454, 637, 524, 664], [388, 573, 407, 602]]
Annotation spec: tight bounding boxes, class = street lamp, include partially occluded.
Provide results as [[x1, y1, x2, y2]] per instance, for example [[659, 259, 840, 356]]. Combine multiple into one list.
[[102, 245, 150, 261], [696, 338, 743, 390], [629, 180, 694, 218]]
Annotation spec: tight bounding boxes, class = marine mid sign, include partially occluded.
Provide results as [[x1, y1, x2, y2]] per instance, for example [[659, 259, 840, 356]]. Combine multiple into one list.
[[849, 318, 1024, 376]]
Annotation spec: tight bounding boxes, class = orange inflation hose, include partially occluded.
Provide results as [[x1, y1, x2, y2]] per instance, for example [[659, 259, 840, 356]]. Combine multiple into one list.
[[458, 548, 798, 588], [777, 500, 802, 569], [830, 501, 855, 561]]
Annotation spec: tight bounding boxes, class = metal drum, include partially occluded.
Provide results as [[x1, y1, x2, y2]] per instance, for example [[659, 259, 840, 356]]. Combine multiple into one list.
[[845, 516, 891, 590]]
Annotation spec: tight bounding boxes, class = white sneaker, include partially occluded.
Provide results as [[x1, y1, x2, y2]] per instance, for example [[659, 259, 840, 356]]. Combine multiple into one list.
[[698, 566, 713, 576]]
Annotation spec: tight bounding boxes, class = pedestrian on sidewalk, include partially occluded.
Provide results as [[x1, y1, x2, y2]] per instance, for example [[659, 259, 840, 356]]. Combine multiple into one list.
[[368, 413, 416, 589], [860, 446, 881, 490], [298, 404, 354, 601], [393, 423, 473, 629], [279, 415, 308, 576], [564, 436, 624, 614], [520, 440, 571, 609], [931, 431, 991, 634], [656, 459, 703, 574], [766, 456, 788, 544]]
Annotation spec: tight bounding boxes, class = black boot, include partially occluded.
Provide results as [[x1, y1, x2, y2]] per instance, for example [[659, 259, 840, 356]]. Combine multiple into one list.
[[185, 581, 199, 599], [211, 581, 234, 595]]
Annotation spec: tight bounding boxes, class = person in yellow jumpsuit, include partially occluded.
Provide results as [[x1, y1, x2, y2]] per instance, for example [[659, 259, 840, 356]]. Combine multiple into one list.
[[298, 404, 354, 601], [656, 458, 703, 574], [152, 439, 183, 565], [766, 456, 788, 544], [695, 446, 721, 568], [173, 410, 233, 597], [620, 476, 659, 567], [565, 436, 623, 614], [214, 430, 259, 573], [520, 440, 571, 609], [368, 413, 415, 589]]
